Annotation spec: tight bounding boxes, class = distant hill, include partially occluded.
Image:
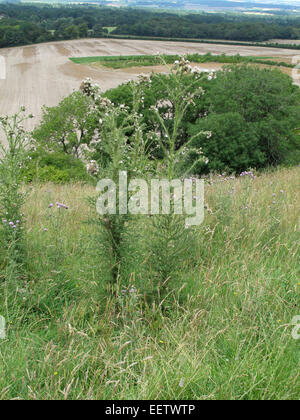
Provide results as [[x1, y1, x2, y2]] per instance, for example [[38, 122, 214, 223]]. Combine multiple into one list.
[[18, 0, 300, 12], [123, 0, 300, 9], [120, 0, 300, 12]]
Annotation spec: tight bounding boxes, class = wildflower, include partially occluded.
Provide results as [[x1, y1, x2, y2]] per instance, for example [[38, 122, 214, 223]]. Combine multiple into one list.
[[179, 379, 184, 388], [138, 73, 151, 83], [43, 228, 48, 232], [56, 202, 69, 209], [48, 203, 54, 208], [86, 160, 99, 176], [240, 171, 256, 179], [80, 78, 100, 100]]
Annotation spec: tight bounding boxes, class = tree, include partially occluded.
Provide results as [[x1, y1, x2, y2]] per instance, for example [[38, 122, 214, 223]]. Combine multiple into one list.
[[93, 24, 103, 38], [105, 64, 300, 174], [78, 23, 88, 38], [33, 91, 97, 158], [209, 66, 300, 164], [65, 25, 79, 40], [4, 28, 23, 45], [188, 112, 265, 174]]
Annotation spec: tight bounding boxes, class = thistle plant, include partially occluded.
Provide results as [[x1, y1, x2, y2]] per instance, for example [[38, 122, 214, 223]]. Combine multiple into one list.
[[0, 108, 32, 265], [149, 56, 210, 179], [82, 80, 150, 285], [145, 58, 210, 299], [82, 64, 210, 300]]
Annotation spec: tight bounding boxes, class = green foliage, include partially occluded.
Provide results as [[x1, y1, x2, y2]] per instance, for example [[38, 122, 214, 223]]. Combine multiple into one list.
[[110, 59, 208, 299], [0, 109, 31, 273], [4, 3, 300, 49], [188, 65, 300, 173], [79, 69, 203, 300], [33, 91, 97, 158], [0, 57, 299, 400], [32, 63, 300, 180], [70, 53, 294, 70], [82, 81, 150, 284], [0, 167, 299, 400], [105, 64, 300, 175], [22, 150, 91, 183], [187, 112, 265, 174], [105, 71, 206, 163]]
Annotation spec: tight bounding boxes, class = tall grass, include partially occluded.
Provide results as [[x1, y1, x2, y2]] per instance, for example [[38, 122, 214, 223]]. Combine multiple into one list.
[[0, 166, 299, 400]]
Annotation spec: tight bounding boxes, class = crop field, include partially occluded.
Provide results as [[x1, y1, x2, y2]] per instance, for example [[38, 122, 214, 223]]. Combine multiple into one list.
[[70, 53, 293, 70], [0, 38, 299, 135]]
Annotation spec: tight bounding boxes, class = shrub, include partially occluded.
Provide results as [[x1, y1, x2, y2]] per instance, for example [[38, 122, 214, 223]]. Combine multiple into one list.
[[22, 150, 91, 183], [33, 91, 98, 157], [192, 65, 300, 173], [105, 64, 300, 175], [187, 112, 266, 174]]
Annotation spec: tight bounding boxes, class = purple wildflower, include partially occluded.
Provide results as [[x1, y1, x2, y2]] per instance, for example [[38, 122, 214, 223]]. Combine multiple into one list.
[[240, 171, 256, 179], [56, 202, 69, 209]]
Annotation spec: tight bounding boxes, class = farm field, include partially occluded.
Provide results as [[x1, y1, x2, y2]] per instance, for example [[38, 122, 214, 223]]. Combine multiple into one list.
[[0, 38, 300, 134]]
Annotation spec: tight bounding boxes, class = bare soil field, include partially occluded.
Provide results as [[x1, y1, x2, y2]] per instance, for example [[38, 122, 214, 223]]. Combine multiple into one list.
[[0, 38, 299, 135]]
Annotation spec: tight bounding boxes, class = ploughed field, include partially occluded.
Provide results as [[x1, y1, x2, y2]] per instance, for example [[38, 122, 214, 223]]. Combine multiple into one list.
[[0, 38, 299, 133]]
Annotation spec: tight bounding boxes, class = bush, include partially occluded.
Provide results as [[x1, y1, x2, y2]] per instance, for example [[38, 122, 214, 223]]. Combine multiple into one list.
[[22, 150, 92, 183], [33, 91, 97, 157], [104, 65, 300, 175], [192, 65, 300, 173], [187, 112, 266, 174]]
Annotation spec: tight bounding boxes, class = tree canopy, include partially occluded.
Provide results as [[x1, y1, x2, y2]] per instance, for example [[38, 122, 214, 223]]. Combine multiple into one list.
[[2, 3, 300, 48]]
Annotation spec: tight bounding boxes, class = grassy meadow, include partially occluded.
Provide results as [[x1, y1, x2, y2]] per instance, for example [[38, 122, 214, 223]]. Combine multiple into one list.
[[0, 166, 299, 400]]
